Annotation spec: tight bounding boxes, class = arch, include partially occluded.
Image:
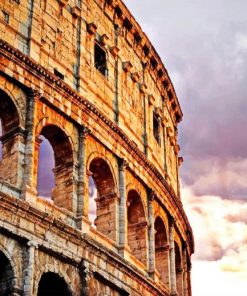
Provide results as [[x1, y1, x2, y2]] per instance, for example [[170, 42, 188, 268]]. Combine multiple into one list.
[[0, 250, 15, 296], [154, 216, 169, 285], [37, 272, 72, 296], [89, 157, 118, 241], [0, 88, 20, 134], [36, 124, 74, 211], [127, 189, 148, 265], [0, 88, 23, 186], [40, 124, 73, 167], [175, 241, 183, 296]]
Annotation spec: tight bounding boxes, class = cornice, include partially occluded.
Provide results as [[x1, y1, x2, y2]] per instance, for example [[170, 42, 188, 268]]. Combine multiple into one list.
[[102, 0, 183, 123], [0, 39, 194, 253]]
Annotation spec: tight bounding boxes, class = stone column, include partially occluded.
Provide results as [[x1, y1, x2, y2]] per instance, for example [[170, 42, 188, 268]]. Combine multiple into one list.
[[118, 158, 128, 250], [169, 217, 178, 296], [182, 244, 188, 296], [76, 126, 91, 229], [22, 88, 39, 201], [147, 190, 155, 275], [187, 263, 192, 296], [23, 241, 37, 296], [80, 259, 93, 296]]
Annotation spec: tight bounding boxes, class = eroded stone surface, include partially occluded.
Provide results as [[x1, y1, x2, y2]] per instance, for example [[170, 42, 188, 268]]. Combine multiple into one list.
[[0, 0, 193, 295]]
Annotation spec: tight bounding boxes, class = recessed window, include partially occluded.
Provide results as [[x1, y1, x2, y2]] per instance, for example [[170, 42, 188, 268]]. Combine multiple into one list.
[[54, 68, 64, 80], [2, 11, 9, 24], [94, 43, 107, 76], [153, 112, 160, 144]]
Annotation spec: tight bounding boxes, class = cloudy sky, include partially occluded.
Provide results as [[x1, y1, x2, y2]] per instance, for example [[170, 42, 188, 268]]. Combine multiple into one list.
[[122, 0, 247, 294]]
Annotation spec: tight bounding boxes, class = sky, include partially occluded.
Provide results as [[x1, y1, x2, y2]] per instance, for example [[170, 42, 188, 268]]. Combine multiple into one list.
[[122, 0, 247, 295], [1, 1, 246, 294]]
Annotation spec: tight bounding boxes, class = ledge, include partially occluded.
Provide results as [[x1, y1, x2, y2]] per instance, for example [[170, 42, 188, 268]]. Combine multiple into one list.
[[0, 39, 194, 253]]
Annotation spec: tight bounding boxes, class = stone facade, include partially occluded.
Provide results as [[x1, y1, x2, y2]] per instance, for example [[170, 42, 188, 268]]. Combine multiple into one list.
[[0, 0, 194, 295]]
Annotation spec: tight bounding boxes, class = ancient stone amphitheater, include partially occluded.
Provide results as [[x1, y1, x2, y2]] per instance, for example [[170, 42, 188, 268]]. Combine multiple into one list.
[[0, 0, 194, 295]]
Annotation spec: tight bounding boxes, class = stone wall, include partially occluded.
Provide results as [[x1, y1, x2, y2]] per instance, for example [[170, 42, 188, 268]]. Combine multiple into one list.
[[0, 0, 193, 295]]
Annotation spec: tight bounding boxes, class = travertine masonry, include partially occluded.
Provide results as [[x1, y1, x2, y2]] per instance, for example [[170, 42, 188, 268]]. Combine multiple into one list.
[[0, 0, 193, 295]]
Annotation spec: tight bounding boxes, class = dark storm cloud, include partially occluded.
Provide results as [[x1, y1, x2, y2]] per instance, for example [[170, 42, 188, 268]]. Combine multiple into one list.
[[123, 0, 247, 200]]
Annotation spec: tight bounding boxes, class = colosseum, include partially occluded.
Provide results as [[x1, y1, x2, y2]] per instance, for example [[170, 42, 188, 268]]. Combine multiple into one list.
[[0, 0, 194, 295]]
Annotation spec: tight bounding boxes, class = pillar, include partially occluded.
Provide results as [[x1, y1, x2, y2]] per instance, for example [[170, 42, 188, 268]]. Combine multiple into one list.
[[118, 158, 127, 249], [187, 262, 192, 296], [147, 190, 155, 275], [23, 241, 37, 296], [76, 126, 91, 229], [22, 88, 39, 200], [80, 259, 93, 296], [169, 217, 178, 296], [182, 244, 189, 296]]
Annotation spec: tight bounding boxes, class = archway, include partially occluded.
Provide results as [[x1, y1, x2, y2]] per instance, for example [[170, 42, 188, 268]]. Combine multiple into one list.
[[154, 217, 169, 285], [127, 190, 147, 265], [37, 272, 72, 296], [0, 251, 15, 296], [0, 89, 21, 185], [37, 135, 55, 199], [89, 157, 117, 241], [36, 124, 74, 211]]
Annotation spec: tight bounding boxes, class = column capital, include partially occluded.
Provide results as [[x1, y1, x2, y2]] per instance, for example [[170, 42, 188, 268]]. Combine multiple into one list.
[[28, 87, 42, 100], [147, 188, 156, 201], [169, 216, 176, 227], [27, 240, 38, 248], [119, 158, 128, 171], [80, 126, 91, 139]]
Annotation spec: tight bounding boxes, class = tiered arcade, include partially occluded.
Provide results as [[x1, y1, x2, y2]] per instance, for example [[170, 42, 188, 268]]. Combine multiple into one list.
[[0, 0, 194, 295]]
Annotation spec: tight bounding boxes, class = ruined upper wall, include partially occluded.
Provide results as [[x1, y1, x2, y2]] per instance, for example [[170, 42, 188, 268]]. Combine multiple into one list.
[[0, 0, 182, 193]]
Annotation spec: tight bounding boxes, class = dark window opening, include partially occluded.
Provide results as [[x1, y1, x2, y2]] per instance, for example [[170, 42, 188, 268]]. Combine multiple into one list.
[[153, 112, 160, 144], [2, 11, 9, 24], [115, 6, 123, 19], [134, 32, 142, 45], [123, 18, 133, 31], [94, 43, 107, 76], [150, 57, 158, 70], [143, 45, 150, 57], [54, 69, 64, 80], [37, 272, 72, 296], [158, 69, 163, 78]]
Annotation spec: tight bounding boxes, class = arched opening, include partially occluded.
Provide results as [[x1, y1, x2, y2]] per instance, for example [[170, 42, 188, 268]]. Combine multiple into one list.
[[37, 135, 55, 199], [0, 251, 15, 296], [89, 158, 117, 241], [88, 175, 97, 226], [36, 125, 74, 211], [0, 89, 22, 186], [37, 272, 72, 296], [127, 190, 147, 265], [154, 217, 169, 285], [175, 242, 183, 296]]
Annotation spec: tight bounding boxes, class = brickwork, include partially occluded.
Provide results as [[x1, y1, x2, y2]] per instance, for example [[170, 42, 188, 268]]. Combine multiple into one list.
[[0, 0, 193, 295]]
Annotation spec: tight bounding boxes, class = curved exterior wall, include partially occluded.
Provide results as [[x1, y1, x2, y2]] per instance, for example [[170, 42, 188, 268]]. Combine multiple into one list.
[[0, 0, 194, 295]]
